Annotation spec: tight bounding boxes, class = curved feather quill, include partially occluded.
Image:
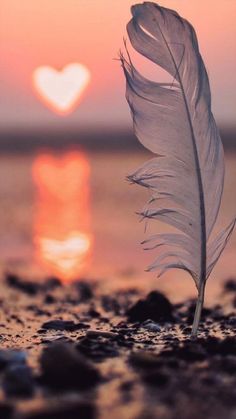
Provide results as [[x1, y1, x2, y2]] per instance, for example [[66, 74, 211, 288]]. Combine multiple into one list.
[[121, 2, 235, 336]]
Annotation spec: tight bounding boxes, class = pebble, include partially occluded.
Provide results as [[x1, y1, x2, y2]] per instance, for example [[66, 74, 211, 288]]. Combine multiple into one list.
[[40, 335, 73, 344], [2, 364, 34, 397], [227, 315, 236, 326], [101, 295, 121, 314], [74, 281, 93, 301], [224, 279, 236, 293], [126, 291, 173, 323], [40, 342, 101, 390], [41, 320, 88, 331], [77, 334, 119, 361], [86, 330, 118, 338], [44, 294, 56, 304], [141, 320, 161, 332], [5, 274, 41, 296], [87, 308, 101, 318], [0, 349, 26, 371]]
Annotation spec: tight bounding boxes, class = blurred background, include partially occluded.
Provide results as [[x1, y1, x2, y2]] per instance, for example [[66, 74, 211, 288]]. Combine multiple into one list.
[[0, 0, 235, 300]]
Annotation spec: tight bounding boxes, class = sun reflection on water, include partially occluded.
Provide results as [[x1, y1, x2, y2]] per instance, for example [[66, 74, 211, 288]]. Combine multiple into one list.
[[32, 150, 92, 281]]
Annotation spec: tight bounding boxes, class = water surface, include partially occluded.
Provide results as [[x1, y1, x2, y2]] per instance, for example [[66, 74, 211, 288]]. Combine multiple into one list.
[[0, 148, 235, 303]]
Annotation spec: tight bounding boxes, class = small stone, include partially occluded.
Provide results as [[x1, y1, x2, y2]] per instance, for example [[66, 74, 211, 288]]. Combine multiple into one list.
[[5, 274, 41, 295], [224, 279, 236, 293], [44, 294, 55, 304], [37, 329, 47, 334], [2, 364, 34, 397], [101, 295, 121, 314], [126, 291, 173, 323], [74, 281, 93, 301], [0, 349, 26, 371], [40, 334, 73, 344], [40, 343, 101, 390], [77, 334, 119, 361], [41, 320, 85, 331], [86, 330, 118, 338], [182, 326, 192, 334], [141, 320, 161, 332], [87, 309, 100, 318], [227, 316, 236, 326]]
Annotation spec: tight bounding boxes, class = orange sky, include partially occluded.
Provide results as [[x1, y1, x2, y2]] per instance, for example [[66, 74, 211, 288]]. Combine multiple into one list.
[[0, 0, 236, 131]]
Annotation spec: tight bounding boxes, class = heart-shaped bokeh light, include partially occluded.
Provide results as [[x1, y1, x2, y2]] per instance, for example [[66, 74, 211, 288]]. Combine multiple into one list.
[[33, 63, 90, 115]]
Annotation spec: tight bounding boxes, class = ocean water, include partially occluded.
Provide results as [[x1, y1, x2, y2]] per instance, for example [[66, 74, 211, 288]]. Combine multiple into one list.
[[0, 148, 235, 303]]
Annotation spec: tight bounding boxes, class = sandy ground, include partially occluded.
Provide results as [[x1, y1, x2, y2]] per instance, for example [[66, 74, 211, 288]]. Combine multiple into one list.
[[0, 273, 235, 419]]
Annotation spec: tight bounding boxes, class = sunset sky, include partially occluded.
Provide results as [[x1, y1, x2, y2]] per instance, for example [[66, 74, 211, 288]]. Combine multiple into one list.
[[1, 0, 236, 132]]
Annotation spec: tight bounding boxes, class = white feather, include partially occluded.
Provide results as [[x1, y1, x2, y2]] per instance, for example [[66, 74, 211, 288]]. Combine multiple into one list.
[[121, 2, 235, 291]]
